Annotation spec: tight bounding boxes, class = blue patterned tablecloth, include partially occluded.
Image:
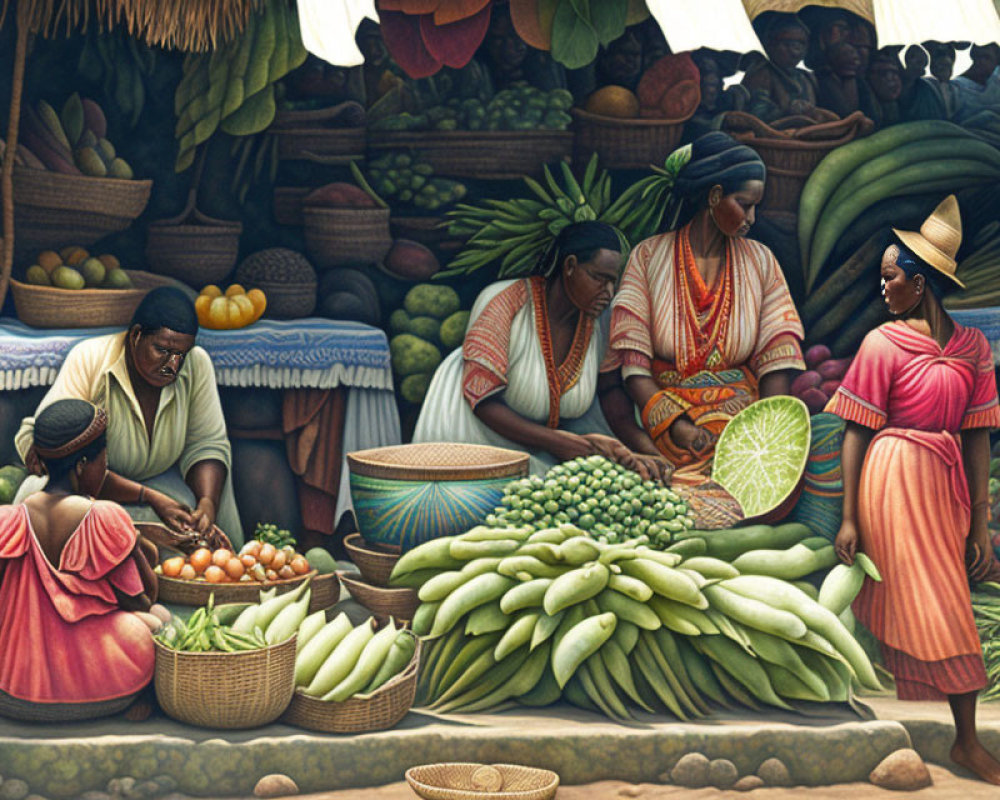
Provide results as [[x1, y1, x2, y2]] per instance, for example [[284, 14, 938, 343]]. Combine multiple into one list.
[[0, 317, 393, 391], [952, 308, 1000, 365]]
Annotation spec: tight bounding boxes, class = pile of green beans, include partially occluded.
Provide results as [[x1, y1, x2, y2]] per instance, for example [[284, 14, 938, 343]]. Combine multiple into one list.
[[484, 456, 695, 548], [156, 594, 267, 653], [390, 521, 880, 720], [972, 581, 1000, 701]]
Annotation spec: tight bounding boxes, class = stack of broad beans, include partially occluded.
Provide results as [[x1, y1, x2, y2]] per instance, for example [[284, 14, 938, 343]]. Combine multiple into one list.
[[391, 519, 883, 721]]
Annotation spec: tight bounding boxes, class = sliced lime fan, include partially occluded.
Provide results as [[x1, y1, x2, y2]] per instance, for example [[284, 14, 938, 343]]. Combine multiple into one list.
[[712, 397, 812, 519]]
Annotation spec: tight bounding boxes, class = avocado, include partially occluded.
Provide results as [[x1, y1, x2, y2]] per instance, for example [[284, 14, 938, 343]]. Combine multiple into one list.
[[80, 257, 106, 288], [305, 547, 338, 575], [25, 265, 50, 286], [51, 265, 85, 290]]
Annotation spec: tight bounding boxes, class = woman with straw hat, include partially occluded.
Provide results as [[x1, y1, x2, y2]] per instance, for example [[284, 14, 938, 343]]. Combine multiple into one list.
[[830, 195, 1000, 784]]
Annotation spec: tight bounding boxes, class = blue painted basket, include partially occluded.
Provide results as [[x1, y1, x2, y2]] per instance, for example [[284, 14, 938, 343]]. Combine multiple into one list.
[[347, 443, 529, 553]]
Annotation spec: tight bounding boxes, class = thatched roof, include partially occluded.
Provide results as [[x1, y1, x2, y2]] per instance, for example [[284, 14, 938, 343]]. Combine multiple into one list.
[[1, 0, 264, 51]]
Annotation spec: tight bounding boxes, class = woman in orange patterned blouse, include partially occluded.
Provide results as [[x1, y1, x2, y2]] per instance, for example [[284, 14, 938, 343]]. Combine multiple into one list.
[[415, 222, 671, 482], [608, 132, 806, 484]]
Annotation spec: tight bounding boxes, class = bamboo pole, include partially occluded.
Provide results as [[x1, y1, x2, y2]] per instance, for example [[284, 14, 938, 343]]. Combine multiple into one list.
[[0, 6, 29, 314]]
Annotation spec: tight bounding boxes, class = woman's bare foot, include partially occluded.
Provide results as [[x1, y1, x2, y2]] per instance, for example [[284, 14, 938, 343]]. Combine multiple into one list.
[[951, 739, 1000, 784]]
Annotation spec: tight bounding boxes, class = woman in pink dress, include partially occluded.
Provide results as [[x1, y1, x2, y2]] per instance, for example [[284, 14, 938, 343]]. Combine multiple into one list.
[[829, 195, 1000, 784], [0, 399, 156, 721]]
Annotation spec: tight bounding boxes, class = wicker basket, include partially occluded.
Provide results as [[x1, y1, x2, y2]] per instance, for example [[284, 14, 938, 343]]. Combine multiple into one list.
[[10, 270, 175, 329], [271, 101, 367, 162], [367, 131, 572, 179], [145, 218, 242, 287], [0, 689, 137, 723], [273, 187, 310, 227], [12, 165, 152, 264], [153, 635, 296, 728], [724, 111, 873, 213], [348, 443, 529, 483], [405, 764, 560, 800], [281, 630, 420, 733], [303, 207, 392, 269], [253, 279, 317, 319], [344, 532, 400, 587], [339, 571, 420, 621], [156, 570, 339, 612], [571, 108, 689, 170]]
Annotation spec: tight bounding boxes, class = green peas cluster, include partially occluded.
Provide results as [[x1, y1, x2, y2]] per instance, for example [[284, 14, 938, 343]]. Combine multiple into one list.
[[484, 455, 695, 548]]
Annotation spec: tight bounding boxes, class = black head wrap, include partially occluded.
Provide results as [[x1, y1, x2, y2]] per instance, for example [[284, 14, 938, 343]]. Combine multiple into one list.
[[130, 287, 198, 336], [534, 221, 623, 279], [665, 132, 765, 229], [34, 399, 107, 480]]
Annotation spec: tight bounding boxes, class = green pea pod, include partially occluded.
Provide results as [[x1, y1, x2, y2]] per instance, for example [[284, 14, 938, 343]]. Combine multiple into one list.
[[411, 600, 441, 637], [391, 537, 463, 579], [500, 578, 552, 615], [430, 573, 516, 638], [464, 600, 508, 636], [362, 631, 417, 694], [703, 584, 807, 641], [449, 538, 521, 561], [556, 536, 602, 565], [497, 555, 566, 580], [543, 562, 610, 615], [530, 609, 566, 651], [419, 558, 504, 603], [595, 588, 660, 631], [607, 573, 653, 603], [303, 618, 375, 697], [494, 612, 541, 661], [621, 558, 706, 609], [295, 613, 354, 687], [323, 621, 399, 702], [552, 612, 616, 688]]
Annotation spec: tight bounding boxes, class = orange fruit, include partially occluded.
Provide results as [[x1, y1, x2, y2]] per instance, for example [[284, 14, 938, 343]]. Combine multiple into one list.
[[97, 253, 120, 271], [162, 556, 185, 577], [195, 294, 213, 327], [247, 288, 267, 321], [212, 548, 233, 568], [258, 543, 276, 565], [290, 555, 310, 575], [37, 250, 62, 274], [240, 553, 257, 569], [207, 296, 230, 330], [265, 569, 279, 582], [270, 549, 288, 571], [584, 85, 641, 118], [204, 565, 226, 583], [230, 294, 255, 327], [240, 540, 262, 557], [225, 283, 246, 297], [201, 284, 223, 299], [226, 298, 245, 328], [224, 557, 245, 581], [189, 547, 213, 574], [179, 563, 197, 581], [60, 246, 89, 266], [278, 565, 295, 580]]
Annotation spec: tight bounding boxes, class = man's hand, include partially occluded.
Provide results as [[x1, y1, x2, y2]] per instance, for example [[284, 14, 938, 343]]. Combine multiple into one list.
[[147, 490, 196, 532], [190, 497, 217, 535]]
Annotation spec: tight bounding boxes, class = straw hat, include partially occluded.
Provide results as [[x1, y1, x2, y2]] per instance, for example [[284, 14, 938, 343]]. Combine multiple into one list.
[[892, 195, 965, 288]]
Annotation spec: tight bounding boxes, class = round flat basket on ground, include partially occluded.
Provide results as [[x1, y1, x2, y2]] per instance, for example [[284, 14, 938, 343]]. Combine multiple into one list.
[[11, 166, 152, 264], [338, 571, 419, 621], [347, 443, 529, 553], [156, 571, 338, 613], [145, 219, 242, 287], [153, 635, 296, 728], [344, 532, 399, 587], [303, 207, 392, 269], [10, 270, 176, 329], [711, 396, 812, 521], [405, 763, 559, 800], [571, 108, 689, 169], [282, 630, 419, 733]]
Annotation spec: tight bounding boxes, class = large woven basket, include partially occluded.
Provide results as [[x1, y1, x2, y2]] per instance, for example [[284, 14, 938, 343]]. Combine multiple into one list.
[[153, 635, 296, 728], [303, 207, 392, 269], [10, 270, 175, 329], [339, 571, 420, 621], [405, 764, 560, 800], [145, 219, 242, 287], [348, 443, 529, 553], [252, 279, 317, 319], [571, 108, 689, 170], [724, 111, 873, 213], [282, 630, 420, 733], [367, 131, 572, 179], [271, 101, 367, 162], [156, 570, 339, 613], [12, 166, 152, 263], [344, 532, 400, 587]]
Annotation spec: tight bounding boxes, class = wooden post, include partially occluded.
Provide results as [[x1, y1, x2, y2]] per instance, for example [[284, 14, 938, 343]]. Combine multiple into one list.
[[0, 7, 29, 313]]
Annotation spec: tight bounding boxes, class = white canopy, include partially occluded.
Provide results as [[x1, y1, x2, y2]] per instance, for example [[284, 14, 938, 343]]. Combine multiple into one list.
[[301, 0, 1000, 67]]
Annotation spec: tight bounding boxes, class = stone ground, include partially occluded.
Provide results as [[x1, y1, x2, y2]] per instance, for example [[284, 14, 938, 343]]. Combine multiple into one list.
[[268, 766, 1000, 799]]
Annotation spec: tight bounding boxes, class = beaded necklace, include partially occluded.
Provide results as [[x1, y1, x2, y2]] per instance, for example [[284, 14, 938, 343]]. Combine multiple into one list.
[[675, 226, 734, 376], [529, 276, 594, 428]]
